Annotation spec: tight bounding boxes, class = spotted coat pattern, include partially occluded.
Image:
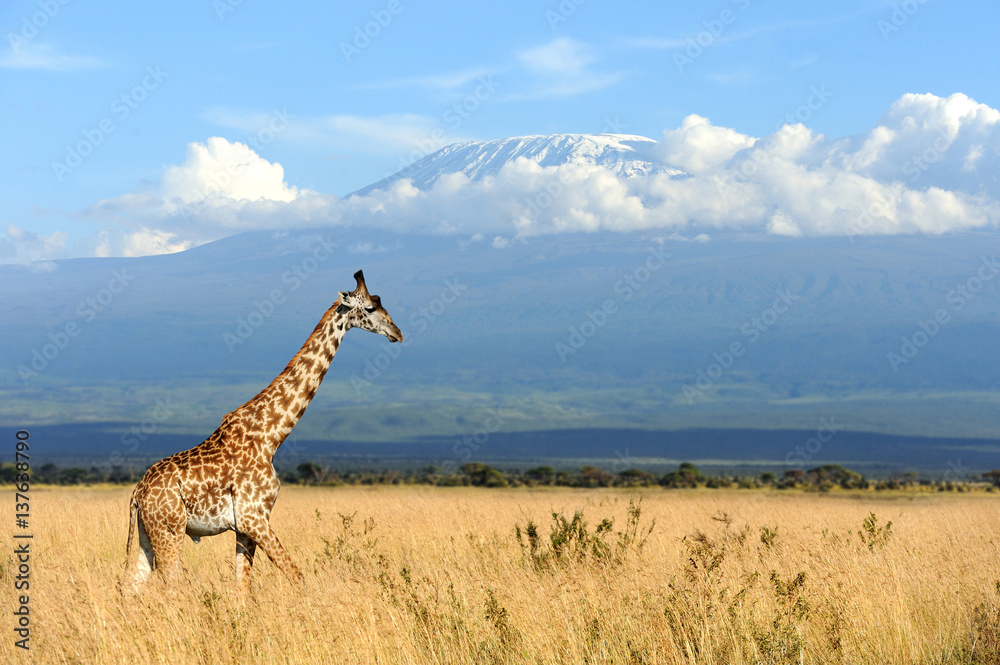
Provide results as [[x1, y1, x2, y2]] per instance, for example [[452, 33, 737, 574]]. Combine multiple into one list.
[[125, 271, 402, 594]]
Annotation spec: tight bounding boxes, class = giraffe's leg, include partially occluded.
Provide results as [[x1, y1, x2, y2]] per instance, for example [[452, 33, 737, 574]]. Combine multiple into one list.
[[236, 532, 257, 595], [149, 527, 186, 582], [236, 511, 304, 586], [130, 515, 156, 593], [138, 490, 187, 583]]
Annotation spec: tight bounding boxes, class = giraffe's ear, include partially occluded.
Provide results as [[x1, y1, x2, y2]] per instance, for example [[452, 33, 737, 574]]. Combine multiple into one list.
[[337, 292, 353, 313]]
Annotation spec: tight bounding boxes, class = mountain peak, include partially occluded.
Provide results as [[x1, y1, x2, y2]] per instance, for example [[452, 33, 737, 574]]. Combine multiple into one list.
[[351, 133, 684, 196]]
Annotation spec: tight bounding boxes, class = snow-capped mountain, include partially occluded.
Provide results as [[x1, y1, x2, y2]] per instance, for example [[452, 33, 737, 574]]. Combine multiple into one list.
[[352, 133, 685, 196], [7, 129, 1000, 470]]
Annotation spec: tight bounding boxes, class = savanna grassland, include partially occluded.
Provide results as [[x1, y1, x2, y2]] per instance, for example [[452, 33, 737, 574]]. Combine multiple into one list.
[[3, 486, 1000, 664]]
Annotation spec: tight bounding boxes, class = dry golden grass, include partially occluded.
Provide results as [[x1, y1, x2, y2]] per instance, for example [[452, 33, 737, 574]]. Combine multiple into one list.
[[3, 485, 1000, 664]]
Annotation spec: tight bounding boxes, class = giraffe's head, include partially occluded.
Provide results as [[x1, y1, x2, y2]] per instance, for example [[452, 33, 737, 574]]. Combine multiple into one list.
[[337, 270, 403, 343]]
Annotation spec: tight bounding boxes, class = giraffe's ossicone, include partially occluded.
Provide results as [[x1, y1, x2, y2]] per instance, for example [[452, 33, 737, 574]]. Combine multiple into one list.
[[125, 270, 402, 594]]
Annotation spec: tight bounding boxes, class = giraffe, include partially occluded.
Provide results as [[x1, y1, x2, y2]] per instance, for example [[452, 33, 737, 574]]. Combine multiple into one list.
[[124, 270, 402, 594]]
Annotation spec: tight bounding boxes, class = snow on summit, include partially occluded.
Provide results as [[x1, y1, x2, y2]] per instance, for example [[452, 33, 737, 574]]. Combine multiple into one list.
[[352, 134, 686, 196], [35, 93, 996, 260]]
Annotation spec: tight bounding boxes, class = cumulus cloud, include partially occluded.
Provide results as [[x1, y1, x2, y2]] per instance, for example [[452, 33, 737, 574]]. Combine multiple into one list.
[[510, 38, 620, 99], [0, 225, 66, 269], [159, 137, 298, 205], [655, 114, 757, 174], [91, 228, 192, 258], [30, 91, 999, 266], [78, 137, 306, 254], [335, 94, 999, 239]]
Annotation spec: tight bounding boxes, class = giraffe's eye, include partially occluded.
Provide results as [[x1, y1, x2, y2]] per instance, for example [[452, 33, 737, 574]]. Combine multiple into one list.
[[364, 306, 377, 314]]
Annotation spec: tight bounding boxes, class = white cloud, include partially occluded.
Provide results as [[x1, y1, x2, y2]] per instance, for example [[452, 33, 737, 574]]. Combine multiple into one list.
[[0, 43, 104, 71], [158, 137, 298, 206], [656, 115, 756, 173], [510, 38, 620, 99], [202, 108, 455, 160], [335, 92, 999, 239], [0, 225, 67, 268], [626, 11, 871, 53], [72, 138, 312, 256], [91, 228, 192, 258], [519, 38, 594, 76], [359, 68, 494, 91], [317, 114, 443, 152], [31, 91, 999, 266], [826, 93, 1000, 193], [766, 211, 802, 237], [347, 241, 390, 254], [789, 54, 819, 69]]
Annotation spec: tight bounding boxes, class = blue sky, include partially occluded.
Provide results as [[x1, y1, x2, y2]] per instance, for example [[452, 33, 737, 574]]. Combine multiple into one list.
[[1, 0, 998, 263]]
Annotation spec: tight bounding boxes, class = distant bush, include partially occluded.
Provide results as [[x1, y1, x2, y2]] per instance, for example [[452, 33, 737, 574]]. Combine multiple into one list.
[[461, 463, 507, 488], [523, 466, 555, 485], [3, 459, 991, 493], [661, 462, 705, 488]]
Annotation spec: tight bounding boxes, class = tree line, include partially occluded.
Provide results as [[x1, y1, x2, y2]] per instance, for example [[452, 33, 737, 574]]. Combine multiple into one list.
[[3, 461, 999, 492]]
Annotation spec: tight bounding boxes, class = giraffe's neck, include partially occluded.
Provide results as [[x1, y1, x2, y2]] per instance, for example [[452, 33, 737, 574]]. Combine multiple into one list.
[[230, 304, 348, 461]]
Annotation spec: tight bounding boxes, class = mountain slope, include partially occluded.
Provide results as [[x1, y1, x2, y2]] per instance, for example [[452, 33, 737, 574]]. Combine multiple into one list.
[[352, 134, 685, 196], [4, 131, 1000, 471], [4, 227, 1000, 447]]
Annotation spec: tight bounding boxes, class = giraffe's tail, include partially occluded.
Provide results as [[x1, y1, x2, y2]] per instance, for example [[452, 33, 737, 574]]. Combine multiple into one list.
[[125, 488, 138, 567]]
